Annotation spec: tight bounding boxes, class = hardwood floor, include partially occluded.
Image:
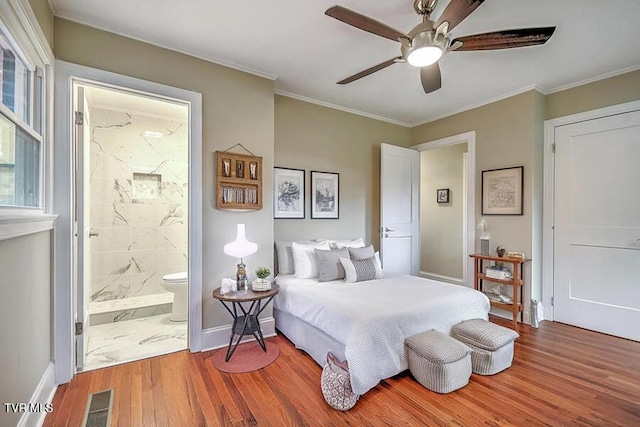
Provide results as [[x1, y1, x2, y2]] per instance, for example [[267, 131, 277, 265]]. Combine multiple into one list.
[[44, 317, 640, 426]]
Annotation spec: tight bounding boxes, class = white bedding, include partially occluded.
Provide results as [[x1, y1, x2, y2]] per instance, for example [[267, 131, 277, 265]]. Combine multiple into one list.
[[274, 273, 490, 395]]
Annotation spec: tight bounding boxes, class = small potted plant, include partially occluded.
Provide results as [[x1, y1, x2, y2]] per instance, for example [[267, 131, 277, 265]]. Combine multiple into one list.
[[253, 267, 272, 291]]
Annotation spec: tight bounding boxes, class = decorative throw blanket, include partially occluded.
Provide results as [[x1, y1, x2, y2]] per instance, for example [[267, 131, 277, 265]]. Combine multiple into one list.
[[275, 273, 490, 394]]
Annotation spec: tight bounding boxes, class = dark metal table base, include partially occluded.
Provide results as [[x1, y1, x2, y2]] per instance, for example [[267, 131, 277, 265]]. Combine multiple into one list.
[[219, 295, 276, 362]]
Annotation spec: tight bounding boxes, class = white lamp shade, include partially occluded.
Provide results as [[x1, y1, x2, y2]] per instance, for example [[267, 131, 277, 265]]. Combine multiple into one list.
[[223, 223, 258, 258]]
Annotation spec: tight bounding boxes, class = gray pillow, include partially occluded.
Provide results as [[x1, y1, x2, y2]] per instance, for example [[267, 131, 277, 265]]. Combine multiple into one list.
[[315, 248, 349, 282], [348, 244, 375, 260]]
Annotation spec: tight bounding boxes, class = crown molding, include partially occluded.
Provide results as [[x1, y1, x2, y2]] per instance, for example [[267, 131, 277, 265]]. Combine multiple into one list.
[[546, 64, 640, 94], [274, 90, 412, 128]]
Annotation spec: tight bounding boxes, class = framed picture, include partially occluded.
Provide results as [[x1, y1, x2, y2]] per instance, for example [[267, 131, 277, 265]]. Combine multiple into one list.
[[273, 167, 305, 219], [311, 171, 339, 219], [482, 166, 524, 215], [436, 188, 449, 203]]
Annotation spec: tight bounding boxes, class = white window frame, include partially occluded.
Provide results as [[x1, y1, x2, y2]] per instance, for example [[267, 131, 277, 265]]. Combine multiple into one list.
[[0, 0, 56, 241]]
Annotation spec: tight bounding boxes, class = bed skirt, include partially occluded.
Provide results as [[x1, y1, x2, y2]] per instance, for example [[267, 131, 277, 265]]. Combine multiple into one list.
[[274, 308, 346, 366]]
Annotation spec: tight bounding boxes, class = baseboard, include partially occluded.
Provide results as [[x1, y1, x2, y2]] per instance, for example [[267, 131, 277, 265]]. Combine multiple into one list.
[[17, 362, 57, 427], [419, 271, 464, 285], [200, 317, 276, 352], [490, 301, 545, 327]]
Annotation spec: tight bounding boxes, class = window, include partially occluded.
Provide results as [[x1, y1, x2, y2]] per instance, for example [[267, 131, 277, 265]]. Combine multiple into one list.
[[0, 25, 43, 209]]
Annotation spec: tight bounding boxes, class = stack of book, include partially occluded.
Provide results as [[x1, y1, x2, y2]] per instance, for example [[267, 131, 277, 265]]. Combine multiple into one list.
[[485, 267, 512, 280]]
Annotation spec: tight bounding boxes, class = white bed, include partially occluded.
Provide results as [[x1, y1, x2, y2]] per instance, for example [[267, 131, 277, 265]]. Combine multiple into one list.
[[273, 272, 490, 395]]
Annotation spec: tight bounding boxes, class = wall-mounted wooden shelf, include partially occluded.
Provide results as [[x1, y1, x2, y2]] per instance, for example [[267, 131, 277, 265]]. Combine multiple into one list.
[[215, 151, 262, 210]]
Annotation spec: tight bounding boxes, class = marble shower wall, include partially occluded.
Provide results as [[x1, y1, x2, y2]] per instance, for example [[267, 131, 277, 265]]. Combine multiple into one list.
[[89, 106, 188, 304]]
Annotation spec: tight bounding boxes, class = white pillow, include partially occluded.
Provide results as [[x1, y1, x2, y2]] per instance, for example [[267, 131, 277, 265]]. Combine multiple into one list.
[[332, 238, 365, 250], [292, 241, 331, 278], [374, 251, 384, 278]]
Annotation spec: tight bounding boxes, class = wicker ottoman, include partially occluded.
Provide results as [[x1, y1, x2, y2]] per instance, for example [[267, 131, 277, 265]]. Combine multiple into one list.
[[451, 319, 519, 375], [405, 330, 472, 393]]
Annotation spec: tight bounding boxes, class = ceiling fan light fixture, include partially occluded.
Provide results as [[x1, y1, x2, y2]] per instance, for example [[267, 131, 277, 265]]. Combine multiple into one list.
[[407, 45, 443, 67]]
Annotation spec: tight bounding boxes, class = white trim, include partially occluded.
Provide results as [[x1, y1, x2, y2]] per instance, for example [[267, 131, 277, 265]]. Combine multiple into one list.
[[53, 60, 203, 383], [275, 90, 412, 128], [410, 85, 547, 127], [16, 362, 57, 427], [542, 99, 640, 322], [0, 213, 56, 241], [546, 64, 640, 95], [51, 12, 278, 82], [200, 318, 276, 352], [10, 0, 55, 63], [411, 131, 476, 287]]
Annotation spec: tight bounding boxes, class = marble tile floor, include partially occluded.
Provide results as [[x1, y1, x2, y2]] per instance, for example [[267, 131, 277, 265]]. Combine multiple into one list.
[[82, 313, 187, 372]]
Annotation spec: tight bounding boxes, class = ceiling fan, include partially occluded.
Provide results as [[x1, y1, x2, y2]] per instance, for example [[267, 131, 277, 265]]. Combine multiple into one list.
[[326, 0, 556, 94]]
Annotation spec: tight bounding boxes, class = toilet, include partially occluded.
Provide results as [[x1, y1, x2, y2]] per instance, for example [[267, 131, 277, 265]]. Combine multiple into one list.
[[161, 271, 188, 322]]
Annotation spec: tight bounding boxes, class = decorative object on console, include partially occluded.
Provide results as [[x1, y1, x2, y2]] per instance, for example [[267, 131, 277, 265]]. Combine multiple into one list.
[[478, 219, 490, 256], [273, 167, 305, 219], [482, 166, 523, 215], [311, 171, 339, 219], [436, 188, 450, 203], [508, 251, 526, 260], [215, 145, 262, 211], [253, 267, 272, 291], [223, 224, 258, 291]]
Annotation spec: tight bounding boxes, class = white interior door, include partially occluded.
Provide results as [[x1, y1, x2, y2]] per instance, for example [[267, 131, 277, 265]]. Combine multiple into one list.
[[554, 109, 640, 341], [74, 85, 91, 368], [380, 143, 420, 274]]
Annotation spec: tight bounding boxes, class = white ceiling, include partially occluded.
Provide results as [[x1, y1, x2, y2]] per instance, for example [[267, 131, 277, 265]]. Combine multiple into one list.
[[51, 0, 640, 126]]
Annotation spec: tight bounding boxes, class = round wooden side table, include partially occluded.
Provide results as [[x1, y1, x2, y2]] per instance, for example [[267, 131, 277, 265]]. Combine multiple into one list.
[[212, 285, 279, 362]]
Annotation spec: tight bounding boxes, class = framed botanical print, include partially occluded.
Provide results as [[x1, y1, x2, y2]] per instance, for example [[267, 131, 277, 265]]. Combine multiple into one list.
[[311, 171, 339, 219], [482, 166, 523, 215], [273, 167, 305, 219]]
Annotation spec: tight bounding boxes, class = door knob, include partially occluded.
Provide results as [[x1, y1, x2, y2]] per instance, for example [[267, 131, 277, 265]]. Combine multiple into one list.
[[89, 231, 99, 238], [384, 227, 395, 232]]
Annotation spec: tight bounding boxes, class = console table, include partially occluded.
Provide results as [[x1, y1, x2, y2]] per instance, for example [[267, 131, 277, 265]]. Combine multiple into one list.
[[470, 254, 530, 332]]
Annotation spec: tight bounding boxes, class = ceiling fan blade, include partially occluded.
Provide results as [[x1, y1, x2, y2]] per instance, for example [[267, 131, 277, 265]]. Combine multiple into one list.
[[337, 57, 401, 85], [420, 63, 442, 94], [326, 6, 408, 42], [435, 0, 486, 32], [452, 27, 556, 51]]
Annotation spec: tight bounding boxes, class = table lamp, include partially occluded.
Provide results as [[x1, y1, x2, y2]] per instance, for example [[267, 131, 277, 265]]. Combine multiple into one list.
[[223, 223, 258, 291]]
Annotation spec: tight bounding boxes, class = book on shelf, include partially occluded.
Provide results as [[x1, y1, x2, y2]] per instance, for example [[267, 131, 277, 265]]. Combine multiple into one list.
[[485, 267, 512, 280]]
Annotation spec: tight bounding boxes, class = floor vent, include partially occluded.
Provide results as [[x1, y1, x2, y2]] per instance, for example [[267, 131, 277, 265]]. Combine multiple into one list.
[[83, 389, 114, 427]]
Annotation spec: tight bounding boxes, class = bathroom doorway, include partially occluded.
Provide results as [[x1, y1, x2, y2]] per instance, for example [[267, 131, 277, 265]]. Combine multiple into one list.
[[73, 81, 190, 371]]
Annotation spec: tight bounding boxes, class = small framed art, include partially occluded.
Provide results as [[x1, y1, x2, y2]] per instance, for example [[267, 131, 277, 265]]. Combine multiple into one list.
[[311, 171, 339, 219], [436, 188, 449, 203], [482, 166, 524, 215], [274, 167, 305, 219]]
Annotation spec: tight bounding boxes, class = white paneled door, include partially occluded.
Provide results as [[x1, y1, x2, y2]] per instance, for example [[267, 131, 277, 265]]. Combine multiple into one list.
[[554, 109, 640, 341], [380, 143, 420, 274]]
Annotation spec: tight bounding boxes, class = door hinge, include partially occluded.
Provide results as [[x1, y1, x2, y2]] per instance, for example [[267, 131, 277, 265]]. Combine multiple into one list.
[[551, 297, 554, 306], [552, 143, 556, 153], [75, 321, 83, 336], [75, 111, 84, 126]]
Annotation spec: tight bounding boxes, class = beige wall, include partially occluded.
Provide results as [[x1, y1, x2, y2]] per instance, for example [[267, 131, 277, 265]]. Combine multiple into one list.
[[28, 0, 54, 48], [420, 143, 466, 280], [412, 91, 540, 316], [546, 69, 640, 120], [0, 232, 52, 427], [274, 95, 411, 248], [53, 18, 275, 331]]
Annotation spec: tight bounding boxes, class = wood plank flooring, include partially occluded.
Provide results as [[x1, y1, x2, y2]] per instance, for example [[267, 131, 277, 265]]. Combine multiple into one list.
[[44, 317, 640, 426]]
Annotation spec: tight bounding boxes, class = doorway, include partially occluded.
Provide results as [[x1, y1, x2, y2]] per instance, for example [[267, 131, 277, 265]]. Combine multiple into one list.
[[412, 131, 476, 286], [54, 61, 203, 383], [74, 82, 190, 370]]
